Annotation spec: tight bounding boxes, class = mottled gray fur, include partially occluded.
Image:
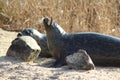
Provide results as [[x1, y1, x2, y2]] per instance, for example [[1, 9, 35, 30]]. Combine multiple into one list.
[[43, 18, 120, 67]]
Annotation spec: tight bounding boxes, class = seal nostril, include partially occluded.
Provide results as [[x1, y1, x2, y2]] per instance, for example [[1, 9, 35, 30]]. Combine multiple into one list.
[[43, 18, 49, 24], [17, 33, 22, 37]]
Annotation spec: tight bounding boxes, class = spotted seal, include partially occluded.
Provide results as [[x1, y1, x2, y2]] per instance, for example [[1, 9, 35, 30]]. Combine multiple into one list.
[[43, 18, 120, 67], [17, 28, 51, 57]]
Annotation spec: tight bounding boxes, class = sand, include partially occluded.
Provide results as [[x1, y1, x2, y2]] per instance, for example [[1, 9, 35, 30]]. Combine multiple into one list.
[[0, 28, 120, 80]]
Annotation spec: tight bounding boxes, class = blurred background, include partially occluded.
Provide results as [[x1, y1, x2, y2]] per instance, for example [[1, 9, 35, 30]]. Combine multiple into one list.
[[0, 0, 120, 36]]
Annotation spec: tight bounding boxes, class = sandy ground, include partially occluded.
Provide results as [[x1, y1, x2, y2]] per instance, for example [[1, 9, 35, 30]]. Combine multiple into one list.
[[0, 28, 120, 80]]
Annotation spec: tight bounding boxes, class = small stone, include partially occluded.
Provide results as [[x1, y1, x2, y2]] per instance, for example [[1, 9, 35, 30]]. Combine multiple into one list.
[[6, 36, 41, 62], [66, 49, 95, 70]]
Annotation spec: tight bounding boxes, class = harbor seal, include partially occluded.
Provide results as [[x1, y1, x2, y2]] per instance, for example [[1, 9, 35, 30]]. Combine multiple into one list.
[[17, 28, 51, 58], [43, 17, 120, 67]]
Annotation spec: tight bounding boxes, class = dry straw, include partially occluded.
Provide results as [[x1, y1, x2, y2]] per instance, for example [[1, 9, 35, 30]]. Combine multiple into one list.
[[0, 0, 120, 36]]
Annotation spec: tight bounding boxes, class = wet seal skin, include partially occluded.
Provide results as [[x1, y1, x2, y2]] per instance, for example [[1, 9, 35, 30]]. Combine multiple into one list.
[[43, 17, 120, 68], [17, 28, 51, 58]]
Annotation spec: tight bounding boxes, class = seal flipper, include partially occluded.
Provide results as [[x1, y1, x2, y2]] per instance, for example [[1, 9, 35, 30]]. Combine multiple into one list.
[[50, 58, 66, 68]]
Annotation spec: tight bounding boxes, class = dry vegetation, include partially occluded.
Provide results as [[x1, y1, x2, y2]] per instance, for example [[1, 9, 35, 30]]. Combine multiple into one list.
[[0, 0, 120, 36], [0, 1, 120, 79]]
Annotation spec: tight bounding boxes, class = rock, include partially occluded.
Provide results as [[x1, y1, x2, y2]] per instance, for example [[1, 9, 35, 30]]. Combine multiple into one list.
[[17, 28, 51, 58], [6, 36, 41, 62], [66, 49, 95, 70]]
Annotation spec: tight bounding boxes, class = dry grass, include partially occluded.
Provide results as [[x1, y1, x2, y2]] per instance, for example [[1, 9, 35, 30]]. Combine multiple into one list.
[[0, 0, 120, 36]]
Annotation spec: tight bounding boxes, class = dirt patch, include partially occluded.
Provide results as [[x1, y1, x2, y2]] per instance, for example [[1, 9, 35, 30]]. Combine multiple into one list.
[[0, 28, 120, 80]]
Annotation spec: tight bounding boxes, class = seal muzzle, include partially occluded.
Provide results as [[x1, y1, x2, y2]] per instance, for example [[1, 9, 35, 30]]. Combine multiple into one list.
[[43, 17, 53, 28]]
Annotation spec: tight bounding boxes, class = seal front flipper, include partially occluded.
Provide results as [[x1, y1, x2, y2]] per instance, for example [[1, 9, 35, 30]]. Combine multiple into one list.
[[50, 58, 66, 68]]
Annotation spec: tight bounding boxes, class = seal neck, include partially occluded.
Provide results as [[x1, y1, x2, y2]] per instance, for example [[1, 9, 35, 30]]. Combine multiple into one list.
[[52, 22, 66, 35]]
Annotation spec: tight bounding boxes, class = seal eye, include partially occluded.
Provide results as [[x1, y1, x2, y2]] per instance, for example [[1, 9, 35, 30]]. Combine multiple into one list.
[[26, 30, 33, 35], [28, 30, 33, 36], [22, 30, 29, 35]]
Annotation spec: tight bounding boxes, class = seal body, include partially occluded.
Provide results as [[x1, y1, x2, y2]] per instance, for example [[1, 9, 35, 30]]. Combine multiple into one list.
[[43, 18, 120, 67], [17, 28, 51, 57]]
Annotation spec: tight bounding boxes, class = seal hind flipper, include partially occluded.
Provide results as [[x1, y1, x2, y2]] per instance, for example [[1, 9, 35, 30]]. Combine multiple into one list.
[[50, 57, 66, 68]]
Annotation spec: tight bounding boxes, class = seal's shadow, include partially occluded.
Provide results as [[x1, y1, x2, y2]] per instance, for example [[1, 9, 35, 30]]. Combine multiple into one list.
[[0, 55, 55, 67], [34, 57, 56, 67], [0, 56, 22, 64]]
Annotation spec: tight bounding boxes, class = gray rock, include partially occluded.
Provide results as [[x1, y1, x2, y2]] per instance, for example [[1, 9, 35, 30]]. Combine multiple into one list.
[[66, 49, 95, 70], [6, 36, 41, 62], [17, 28, 51, 58]]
